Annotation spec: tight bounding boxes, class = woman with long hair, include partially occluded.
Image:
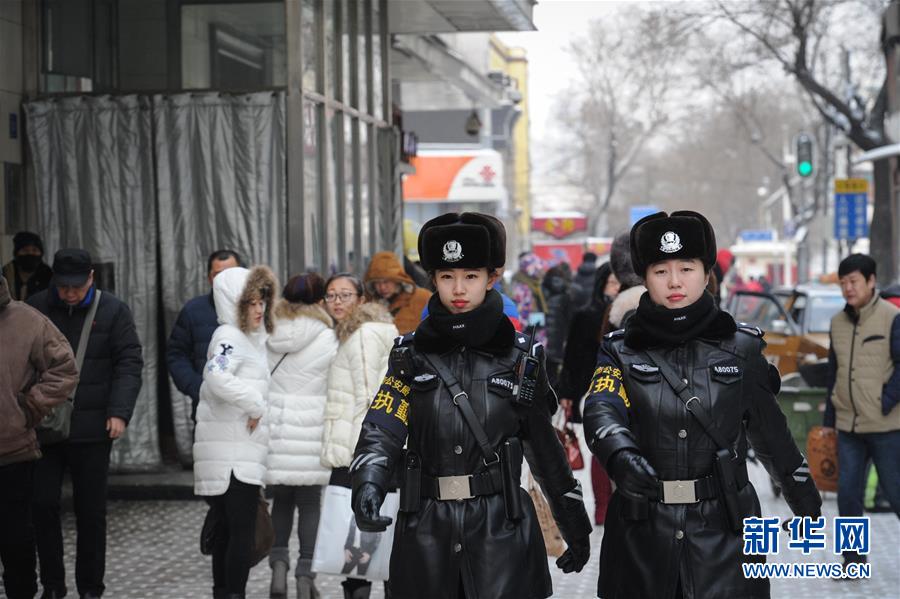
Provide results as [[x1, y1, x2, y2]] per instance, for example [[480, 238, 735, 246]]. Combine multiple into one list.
[[320, 273, 398, 599]]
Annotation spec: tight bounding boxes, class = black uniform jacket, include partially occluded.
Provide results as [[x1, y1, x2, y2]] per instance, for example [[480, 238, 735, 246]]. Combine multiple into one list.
[[583, 326, 821, 599], [352, 330, 591, 599]]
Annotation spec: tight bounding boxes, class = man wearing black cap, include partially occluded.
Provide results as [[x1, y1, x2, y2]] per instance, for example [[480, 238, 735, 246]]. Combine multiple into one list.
[[2, 231, 54, 301], [27, 248, 144, 599]]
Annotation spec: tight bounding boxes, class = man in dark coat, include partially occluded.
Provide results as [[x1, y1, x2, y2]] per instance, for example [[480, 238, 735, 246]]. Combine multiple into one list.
[[166, 249, 242, 421], [2, 231, 54, 301], [27, 249, 143, 599], [571, 251, 598, 309]]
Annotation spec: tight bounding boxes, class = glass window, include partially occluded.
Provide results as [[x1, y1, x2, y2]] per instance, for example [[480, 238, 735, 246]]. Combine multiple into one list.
[[342, 0, 352, 106], [358, 0, 369, 113], [181, 2, 286, 89], [808, 296, 845, 333], [324, 0, 335, 99], [372, 1, 383, 120], [326, 108, 341, 272], [345, 117, 358, 270], [302, 0, 317, 92], [360, 123, 371, 262], [303, 99, 322, 270]]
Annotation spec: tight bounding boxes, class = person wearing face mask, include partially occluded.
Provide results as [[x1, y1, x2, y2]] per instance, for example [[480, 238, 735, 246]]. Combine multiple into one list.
[[320, 273, 398, 599], [3, 231, 54, 301], [582, 211, 822, 599], [193, 265, 278, 599], [349, 212, 592, 599]]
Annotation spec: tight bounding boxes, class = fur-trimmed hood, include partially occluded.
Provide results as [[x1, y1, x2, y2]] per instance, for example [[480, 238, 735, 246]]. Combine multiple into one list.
[[213, 266, 279, 334], [609, 285, 646, 329], [268, 300, 334, 354], [273, 299, 333, 327], [334, 301, 394, 344]]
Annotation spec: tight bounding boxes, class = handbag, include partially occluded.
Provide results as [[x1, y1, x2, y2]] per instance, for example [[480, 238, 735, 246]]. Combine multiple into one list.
[[528, 474, 565, 557], [311, 485, 399, 581], [554, 411, 584, 470], [37, 290, 102, 445], [806, 426, 838, 492], [251, 491, 275, 567], [200, 502, 223, 556]]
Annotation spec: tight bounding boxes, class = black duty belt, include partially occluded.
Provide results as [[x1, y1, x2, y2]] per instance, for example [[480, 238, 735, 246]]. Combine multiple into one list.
[[421, 467, 504, 501], [648, 462, 748, 505]]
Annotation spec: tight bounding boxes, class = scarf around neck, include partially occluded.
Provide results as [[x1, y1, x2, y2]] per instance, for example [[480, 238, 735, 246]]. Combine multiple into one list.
[[414, 289, 514, 355], [624, 290, 737, 349]]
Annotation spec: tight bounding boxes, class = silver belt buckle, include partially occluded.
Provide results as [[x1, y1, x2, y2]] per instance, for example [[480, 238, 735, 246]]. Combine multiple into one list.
[[661, 480, 698, 504], [438, 475, 473, 501]]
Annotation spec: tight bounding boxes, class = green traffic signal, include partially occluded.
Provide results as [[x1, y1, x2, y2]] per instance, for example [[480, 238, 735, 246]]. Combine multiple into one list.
[[796, 133, 813, 178]]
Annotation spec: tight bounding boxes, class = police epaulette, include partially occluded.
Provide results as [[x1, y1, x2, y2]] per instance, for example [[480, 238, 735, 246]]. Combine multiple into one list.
[[513, 332, 530, 351], [394, 332, 415, 347], [736, 323, 764, 338], [604, 329, 625, 340]]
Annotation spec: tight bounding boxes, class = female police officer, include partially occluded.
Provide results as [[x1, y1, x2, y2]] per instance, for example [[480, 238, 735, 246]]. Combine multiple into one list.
[[583, 211, 822, 599], [348, 212, 591, 599]]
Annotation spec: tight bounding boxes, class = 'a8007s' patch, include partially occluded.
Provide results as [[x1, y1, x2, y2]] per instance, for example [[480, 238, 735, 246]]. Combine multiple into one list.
[[363, 373, 411, 440]]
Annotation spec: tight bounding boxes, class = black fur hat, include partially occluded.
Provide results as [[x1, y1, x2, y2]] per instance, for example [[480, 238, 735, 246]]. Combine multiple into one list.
[[630, 210, 716, 277], [418, 212, 506, 272]]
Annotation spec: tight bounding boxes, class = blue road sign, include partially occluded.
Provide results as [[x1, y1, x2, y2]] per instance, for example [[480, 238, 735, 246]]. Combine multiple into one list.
[[739, 229, 775, 242], [630, 205, 659, 226], [834, 193, 868, 240]]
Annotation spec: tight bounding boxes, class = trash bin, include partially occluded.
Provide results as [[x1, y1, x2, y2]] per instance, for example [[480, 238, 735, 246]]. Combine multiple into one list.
[[775, 386, 827, 449]]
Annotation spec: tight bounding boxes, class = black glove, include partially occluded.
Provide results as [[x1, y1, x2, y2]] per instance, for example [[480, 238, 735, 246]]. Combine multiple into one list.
[[608, 449, 658, 497], [556, 535, 590, 573], [352, 482, 393, 532]]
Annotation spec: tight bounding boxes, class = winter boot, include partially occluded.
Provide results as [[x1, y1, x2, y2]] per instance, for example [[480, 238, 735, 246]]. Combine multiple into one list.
[[296, 575, 319, 599], [269, 560, 289, 598]]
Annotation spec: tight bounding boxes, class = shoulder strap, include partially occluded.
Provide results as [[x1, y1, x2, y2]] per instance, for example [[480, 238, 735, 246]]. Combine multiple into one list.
[[75, 290, 101, 373], [643, 348, 733, 453], [422, 352, 499, 465]]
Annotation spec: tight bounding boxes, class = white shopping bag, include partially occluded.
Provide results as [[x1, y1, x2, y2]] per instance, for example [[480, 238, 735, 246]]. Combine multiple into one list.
[[311, 485, 399, 581]]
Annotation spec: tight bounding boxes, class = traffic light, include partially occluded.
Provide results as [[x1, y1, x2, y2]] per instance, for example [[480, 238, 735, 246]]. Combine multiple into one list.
[[796, 134, 813, 177]]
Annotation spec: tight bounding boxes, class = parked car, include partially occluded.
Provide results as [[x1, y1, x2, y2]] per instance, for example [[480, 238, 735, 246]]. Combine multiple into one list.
[[727, 284, 844, 376]]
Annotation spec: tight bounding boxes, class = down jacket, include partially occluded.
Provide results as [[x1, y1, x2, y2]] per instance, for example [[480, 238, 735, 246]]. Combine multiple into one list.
[[363, 252, 431, 335], [193, 266, 278, 496], [320, 302, 398, 469], [0, 276, 78, 465], [265, 301, 339, 486], [27, 285, 143, 443]]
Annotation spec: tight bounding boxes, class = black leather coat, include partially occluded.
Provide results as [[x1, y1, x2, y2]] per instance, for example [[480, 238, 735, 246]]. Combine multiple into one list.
[[352, 330, 591, 599], [583, 327, 822, 599]]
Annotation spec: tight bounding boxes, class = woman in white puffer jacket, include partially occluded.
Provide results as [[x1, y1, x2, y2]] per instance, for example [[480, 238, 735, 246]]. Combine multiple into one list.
[[320, 273, 397, 599], [265, 273, 338, 599], [193, 265, 278, 599]]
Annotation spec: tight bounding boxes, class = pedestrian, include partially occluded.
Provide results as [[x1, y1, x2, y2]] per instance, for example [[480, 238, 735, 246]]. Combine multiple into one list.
[[28, 249, 144, 599], [2, 231, 54, 301], [363, 251, 431, 335], [167, 249, 242, 422], [712, 248, 734, 306], [571, 251, 599, 309], [193, 265, 278, 599], [0, 275, 78, 599], [541, 264, 574, 387], [320, 273, 397, 599], [583, 210, 822, 599], [600, 232, 645, 337], [350, 212, 592, 599], [265, 273, 338, 599], [557, 262, 619, 525], [824, 253, 900, 574], [511, 251, 548, 332]]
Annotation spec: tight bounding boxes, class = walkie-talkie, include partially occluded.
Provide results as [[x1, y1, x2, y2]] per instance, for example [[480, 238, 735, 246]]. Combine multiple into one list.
[[513, 326, 541, 407]]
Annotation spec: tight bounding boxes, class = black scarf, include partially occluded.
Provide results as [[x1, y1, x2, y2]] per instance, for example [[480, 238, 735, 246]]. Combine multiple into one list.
[[624, 290, 737, 349], [414, 289, 515, 355]]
